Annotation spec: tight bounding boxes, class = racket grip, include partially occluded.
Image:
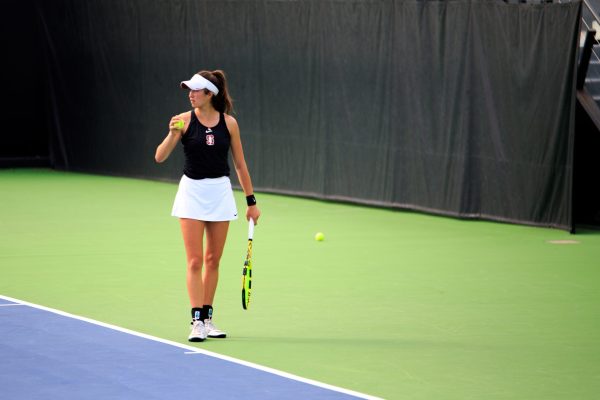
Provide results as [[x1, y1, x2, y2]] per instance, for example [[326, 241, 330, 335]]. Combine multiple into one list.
[[248, 218, 255, 240]]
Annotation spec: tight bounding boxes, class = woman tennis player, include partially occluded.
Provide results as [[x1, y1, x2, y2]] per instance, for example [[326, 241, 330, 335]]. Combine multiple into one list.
[[155, 70, 261, 342]]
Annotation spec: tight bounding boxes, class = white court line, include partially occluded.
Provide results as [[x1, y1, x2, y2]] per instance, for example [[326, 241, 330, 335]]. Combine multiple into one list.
[[0, 303, 25, 307], [0, 294, 382, 400]]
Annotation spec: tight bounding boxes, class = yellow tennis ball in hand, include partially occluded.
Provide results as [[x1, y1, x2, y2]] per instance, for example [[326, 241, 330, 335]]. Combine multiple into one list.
[[174, 120, 184, 130], [315, 232, 325, 241]]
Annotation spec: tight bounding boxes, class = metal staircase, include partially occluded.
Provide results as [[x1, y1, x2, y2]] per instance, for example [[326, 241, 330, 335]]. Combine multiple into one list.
[[575, 0, 600, 230], [580, 0, 600, 104], [576, 0, 600, 132]]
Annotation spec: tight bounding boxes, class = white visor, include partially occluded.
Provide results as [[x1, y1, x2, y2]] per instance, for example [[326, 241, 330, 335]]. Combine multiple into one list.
[[180, 74, 219, 95]]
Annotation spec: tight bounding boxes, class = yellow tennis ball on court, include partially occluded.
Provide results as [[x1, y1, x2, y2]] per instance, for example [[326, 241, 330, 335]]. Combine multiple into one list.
[[174, 120, 184, 130], [315, 232, 325, 241]]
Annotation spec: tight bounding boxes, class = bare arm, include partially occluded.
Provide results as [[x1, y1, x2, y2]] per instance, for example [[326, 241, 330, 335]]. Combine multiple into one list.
[[227, 114, 261, 223], [155, 113, 189, 163]]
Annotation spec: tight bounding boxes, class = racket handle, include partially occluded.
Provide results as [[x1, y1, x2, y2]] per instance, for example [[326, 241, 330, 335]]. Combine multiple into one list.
[[248, 218, 255, 240]]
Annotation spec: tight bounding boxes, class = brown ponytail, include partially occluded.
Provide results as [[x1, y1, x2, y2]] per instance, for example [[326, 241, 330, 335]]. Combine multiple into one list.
[[198, 70, 234, 114]]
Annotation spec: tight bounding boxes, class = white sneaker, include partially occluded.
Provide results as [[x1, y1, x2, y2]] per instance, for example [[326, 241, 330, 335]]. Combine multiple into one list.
[[188, 320, 207, 342], [204, 319, 227, 338]]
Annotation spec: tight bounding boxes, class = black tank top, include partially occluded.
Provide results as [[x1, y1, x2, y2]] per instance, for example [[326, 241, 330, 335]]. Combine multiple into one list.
[[181, 111, 231, 179]]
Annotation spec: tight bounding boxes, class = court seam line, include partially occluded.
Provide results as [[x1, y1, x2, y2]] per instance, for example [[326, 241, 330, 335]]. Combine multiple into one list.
[[0, 294, 382, 400]]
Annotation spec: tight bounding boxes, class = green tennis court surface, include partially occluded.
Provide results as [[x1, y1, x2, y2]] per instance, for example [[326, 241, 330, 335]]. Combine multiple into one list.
[[1, 169, 599, 399]]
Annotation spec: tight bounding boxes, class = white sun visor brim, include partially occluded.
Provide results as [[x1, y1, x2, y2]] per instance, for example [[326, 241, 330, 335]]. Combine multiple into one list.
[[180, 74, 219, 95]]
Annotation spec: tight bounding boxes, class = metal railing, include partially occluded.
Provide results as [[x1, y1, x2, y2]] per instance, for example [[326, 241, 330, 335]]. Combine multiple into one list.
[[579, 0, 600, 90]]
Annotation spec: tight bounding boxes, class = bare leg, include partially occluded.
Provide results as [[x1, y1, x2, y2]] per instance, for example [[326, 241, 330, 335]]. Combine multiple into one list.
[[180, 218, 206, 307], [202, 221, 230, 306]]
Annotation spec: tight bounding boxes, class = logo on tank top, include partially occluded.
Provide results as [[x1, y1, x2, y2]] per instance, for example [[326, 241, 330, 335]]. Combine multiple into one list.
[[205, 128, 215, 146]]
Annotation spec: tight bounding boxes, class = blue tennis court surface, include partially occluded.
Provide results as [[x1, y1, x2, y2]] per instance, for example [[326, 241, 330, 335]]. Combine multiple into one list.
[[0, 296, 376, 400]]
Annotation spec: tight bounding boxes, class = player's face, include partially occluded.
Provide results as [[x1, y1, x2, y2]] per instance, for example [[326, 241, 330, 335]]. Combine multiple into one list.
[[189, 89, 211, 108]]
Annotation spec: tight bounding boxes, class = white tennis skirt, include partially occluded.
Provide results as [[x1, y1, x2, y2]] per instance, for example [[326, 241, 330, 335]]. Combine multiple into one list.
[[171, 175, 238, 221]]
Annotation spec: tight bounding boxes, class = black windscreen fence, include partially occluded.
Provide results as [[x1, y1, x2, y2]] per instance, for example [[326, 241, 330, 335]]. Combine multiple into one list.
[[38, 0, 582, 230]]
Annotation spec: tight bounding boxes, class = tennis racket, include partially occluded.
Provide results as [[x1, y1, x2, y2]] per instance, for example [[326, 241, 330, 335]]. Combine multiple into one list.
[[241, 218, 254, 310]]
